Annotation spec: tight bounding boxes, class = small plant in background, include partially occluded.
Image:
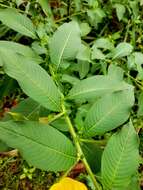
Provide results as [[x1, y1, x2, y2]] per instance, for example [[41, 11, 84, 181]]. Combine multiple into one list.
[[0, 0, 143, 189]]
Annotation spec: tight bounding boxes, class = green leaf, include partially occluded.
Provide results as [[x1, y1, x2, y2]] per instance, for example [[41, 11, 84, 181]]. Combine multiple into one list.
[[79, 22, 91, 36], [101, 122, 139, 190], [0, 76, 18, 100], [76, 44, 91, 62], [51, 118, 69, 132], [49, 21, 81, 68], [94, 38, 114, 50], [38, 0, 52, 16], [114, 4, 126, 21], [108, 65, 124, 81], [3, 98, 42, 121], [87, 8, 106, 27], [124, 174, 140, 190], [91, 46, 105, 60], [75, 104, 91, 131], [61, 74, 80, 86], [1, 51, 61, 112], [83, 90, 134, 136], [0, 121, 76, 171], [78, 60, 90, 79], [140, 0, 143, 6], [0, 140, 9, 152], [0, 41, 42, 63], [82, 143, 103, 173], [68, 75, 132, 101], [137, 91, 143, 116], [129, 1, 139, 19], [110, 42, 133, 59], [0, 8, 36, 39]]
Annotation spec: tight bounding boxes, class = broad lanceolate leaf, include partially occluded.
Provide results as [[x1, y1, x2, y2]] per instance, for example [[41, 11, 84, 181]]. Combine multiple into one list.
[[68, 75, 132, 101], [101, 122, 139, 190], [49, 21, 81, 68], [0, 8, 36, 38], [1, 51, 61, 112], [50, 177, 87, 190], [83, 89, 134, 136], [0, 121, 76, 171], [0, 41, 42, 63], [110, 42, 133, 59]]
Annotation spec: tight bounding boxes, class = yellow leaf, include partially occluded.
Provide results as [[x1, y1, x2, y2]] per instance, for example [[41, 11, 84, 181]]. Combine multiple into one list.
[[50, 177, 88, 190]]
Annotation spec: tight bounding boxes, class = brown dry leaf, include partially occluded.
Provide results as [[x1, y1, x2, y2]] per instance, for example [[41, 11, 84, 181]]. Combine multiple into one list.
[[50, 177, 88, 190]]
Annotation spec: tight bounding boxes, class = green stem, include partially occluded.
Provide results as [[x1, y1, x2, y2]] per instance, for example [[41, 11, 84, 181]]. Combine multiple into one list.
[[55, 10, 86, 23], [80, 138, 106, 146], [48, 112, 65, 124], [62, 104, 101, 190], [125, 72, 143, 90]]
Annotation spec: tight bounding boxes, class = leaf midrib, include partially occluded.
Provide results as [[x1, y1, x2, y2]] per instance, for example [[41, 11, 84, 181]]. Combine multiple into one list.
[[69, 85, 129, 99], [57, 30, 72, 68], [1, 125, 76, 160]]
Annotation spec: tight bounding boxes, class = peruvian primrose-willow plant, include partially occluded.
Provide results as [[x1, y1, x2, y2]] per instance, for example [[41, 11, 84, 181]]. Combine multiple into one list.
[[0, 8, 140, 190]]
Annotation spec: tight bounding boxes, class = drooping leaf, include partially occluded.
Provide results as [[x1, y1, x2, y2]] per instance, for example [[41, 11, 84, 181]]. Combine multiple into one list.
[[101, 122, 139, 190], [0, 121, 76, 171], [0, 41, 42, 63], [83, 89, 134, 136], [110, 42, 133, 59], [68, 75, 132, 101], [114, 4, 126, 21], [0, 8, 36, 38], [1, 51, 61, 112], [49, 21, 81, 68], [50, 177, 88, 190]]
